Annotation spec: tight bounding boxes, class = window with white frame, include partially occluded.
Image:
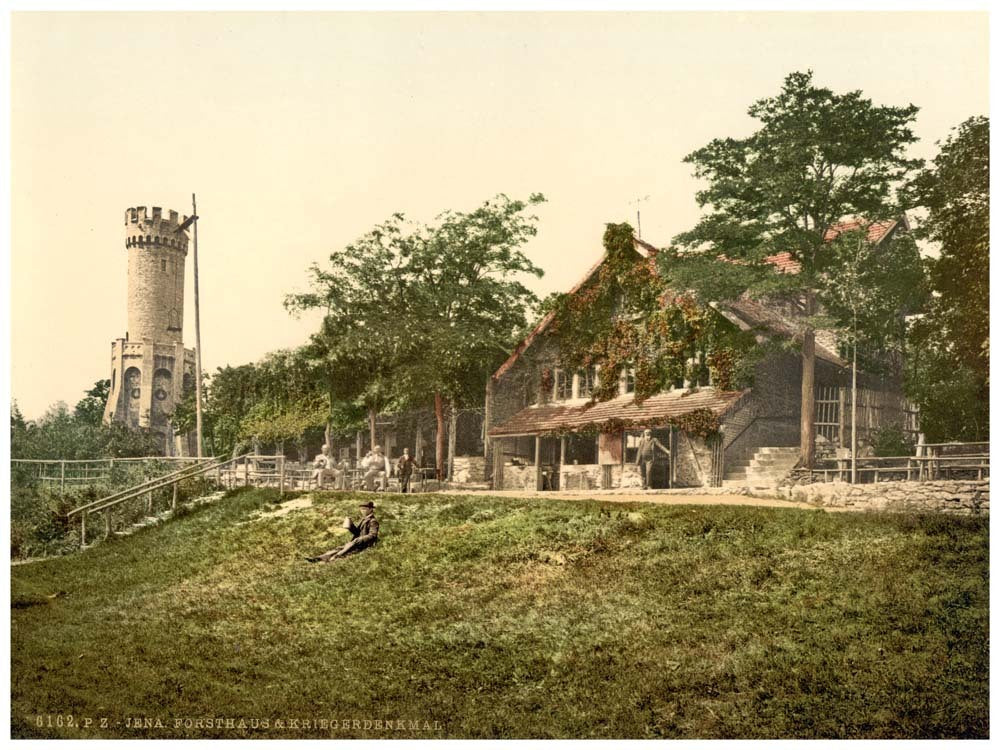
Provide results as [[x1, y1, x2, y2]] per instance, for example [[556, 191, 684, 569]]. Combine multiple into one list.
[[621, 367, 636, 394], [554, 368, 573, 401], [578, 366, 597, 399]]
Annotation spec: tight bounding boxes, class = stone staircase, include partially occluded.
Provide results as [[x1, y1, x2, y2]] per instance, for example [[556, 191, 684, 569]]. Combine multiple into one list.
[[722, 447, 800, 488]]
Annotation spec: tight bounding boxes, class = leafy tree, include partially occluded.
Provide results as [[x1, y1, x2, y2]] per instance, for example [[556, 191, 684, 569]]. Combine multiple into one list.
[[198, 364, 258, 457], [287, 194, 545, 477], [236, 349, 329, 459], [286, 213, 425, 452], [402, 193, 545, 476], [902, 116, 988, 441], [73, 379, 110, 427], [816, 229, 927, 375], [10, 397, 160, 460], [671, 70, 922, 466]]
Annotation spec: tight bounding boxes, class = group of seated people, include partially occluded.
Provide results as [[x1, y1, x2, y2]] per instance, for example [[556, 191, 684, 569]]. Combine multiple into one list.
[[311, 443, 422, 492]]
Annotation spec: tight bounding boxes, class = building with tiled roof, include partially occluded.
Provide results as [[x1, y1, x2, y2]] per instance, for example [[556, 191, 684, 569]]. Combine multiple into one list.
[[484, 220, 912, 491]]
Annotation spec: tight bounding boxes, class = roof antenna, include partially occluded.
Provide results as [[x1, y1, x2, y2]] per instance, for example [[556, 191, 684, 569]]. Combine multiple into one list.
[[629, 195, 650, 239]]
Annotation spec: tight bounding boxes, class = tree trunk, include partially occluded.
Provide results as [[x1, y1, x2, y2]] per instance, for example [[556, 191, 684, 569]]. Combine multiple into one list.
[[448, 406, 458, 481], [434, 392, 446, 480], [800, 326, 816, 469], [368, 407, 377, 451]]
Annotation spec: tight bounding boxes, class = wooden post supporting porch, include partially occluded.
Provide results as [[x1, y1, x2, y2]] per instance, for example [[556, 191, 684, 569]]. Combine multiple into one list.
[[535, 436, 543, 491]]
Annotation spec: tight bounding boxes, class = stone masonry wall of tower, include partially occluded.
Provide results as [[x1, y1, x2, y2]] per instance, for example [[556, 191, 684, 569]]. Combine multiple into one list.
[[125, 206, 189, 343], [103, 205, 196, 455]]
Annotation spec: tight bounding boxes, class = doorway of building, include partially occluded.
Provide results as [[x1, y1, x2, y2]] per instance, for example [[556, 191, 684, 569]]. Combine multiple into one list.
[[625, 428, 673, 489]]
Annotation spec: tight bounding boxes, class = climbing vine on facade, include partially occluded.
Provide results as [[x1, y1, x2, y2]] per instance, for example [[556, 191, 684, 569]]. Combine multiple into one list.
[[540, 408, 722, 440], [546, 222, 759, 422]]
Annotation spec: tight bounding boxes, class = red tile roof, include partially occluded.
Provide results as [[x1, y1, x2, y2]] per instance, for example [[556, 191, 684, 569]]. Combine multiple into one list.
[[489, 388, 747, 437], [824, 218, 898, 244], [764, 218, 902, 275]]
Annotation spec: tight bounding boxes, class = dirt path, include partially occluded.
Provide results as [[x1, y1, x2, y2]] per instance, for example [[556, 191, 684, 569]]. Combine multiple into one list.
[[437, 488, 840, 511]]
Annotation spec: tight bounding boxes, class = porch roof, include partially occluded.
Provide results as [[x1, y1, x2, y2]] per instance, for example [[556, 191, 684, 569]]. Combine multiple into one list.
[[489, 388, 747, 438]]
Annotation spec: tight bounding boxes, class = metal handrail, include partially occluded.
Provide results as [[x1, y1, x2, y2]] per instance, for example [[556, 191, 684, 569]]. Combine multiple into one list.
[[67, 456, 223, 517], [75, 454, 254, 518]]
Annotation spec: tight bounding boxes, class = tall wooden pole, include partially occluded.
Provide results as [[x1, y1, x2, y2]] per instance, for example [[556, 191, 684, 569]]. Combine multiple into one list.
[[192, 193, 204, 458], [851, 331, 858, 485]]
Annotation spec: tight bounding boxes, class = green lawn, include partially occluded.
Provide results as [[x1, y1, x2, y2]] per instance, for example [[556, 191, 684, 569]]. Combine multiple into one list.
[[10, 488, 989, 739]]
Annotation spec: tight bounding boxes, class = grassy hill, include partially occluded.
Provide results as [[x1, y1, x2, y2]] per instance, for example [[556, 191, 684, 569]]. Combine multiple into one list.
[[11, 488, 989, 739]]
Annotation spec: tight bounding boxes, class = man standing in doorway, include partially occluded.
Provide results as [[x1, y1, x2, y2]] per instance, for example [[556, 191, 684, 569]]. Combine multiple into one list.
[[635, 429, 670, 490]]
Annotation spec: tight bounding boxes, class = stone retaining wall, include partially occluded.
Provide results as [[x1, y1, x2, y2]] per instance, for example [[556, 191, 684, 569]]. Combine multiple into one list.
[[778, 479, 989, 515]]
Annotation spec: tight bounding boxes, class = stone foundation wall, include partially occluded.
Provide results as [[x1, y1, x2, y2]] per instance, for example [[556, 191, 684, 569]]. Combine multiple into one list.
[[452, 455, 486, 484], [560, 464, 603, 491], [500, 464, 537, 491], [779, 479, 989, 515], [612, 464, 643, 489], [673, 432, 715, 487]]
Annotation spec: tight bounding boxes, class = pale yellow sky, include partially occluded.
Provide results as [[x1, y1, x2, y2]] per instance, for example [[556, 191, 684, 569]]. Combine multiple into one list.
[[10, 11, 989, 418]]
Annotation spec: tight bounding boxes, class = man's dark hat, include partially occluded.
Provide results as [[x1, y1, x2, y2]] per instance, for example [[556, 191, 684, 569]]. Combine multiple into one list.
[[358, 501, 375, 509]]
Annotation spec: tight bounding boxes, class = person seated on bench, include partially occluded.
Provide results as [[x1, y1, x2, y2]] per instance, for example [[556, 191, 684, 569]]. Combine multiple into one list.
[[306, 501, 379, 563], [311, 444, 340, 489], [334, 456, 352, 489], [361, 445, 391, 491]]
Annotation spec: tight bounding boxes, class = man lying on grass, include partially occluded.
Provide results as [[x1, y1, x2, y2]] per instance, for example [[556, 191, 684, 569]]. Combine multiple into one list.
[[306, 501, 380, 563]]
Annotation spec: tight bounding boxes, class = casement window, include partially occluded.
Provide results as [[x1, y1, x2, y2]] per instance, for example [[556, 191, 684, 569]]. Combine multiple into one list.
[[578, 367, 598, 399], [555, 368, 573, 401], [620, 367, 636, 394]]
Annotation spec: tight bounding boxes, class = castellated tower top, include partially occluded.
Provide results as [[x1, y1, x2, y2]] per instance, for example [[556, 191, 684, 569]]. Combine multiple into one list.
[[124, 206, 190, 252], [124, 204, 189, 345]]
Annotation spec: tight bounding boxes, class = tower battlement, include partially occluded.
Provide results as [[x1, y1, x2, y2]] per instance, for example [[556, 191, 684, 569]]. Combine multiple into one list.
[[124, 206, 190, 251]]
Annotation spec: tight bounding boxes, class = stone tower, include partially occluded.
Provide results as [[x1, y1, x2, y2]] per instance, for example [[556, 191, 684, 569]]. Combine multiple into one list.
[[103, 206, 196, 455]]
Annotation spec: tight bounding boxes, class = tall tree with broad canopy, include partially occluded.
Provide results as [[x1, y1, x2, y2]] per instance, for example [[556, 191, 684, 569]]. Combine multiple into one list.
[[286, 214, 425, 452], [403, 194, 545, 477], [286, 195, 543, 476], [902, 115, 989, 441], [670, 70, 922, 466]]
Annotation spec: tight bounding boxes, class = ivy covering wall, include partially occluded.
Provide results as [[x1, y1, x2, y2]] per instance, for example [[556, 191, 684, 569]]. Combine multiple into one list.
[[543, 222, 763, 438]]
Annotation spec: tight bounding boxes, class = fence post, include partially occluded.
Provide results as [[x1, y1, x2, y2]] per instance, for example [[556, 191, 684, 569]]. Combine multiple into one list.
[[104, 510, 111, 540], [244, 458, 249, 487], [172, 481, 178, 511], [60, 460, 65, 493], [146, 472, 153, 514], [279, 456, 286, 496], [81, 511, 87, 549], [216, 462, 222, 487]]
